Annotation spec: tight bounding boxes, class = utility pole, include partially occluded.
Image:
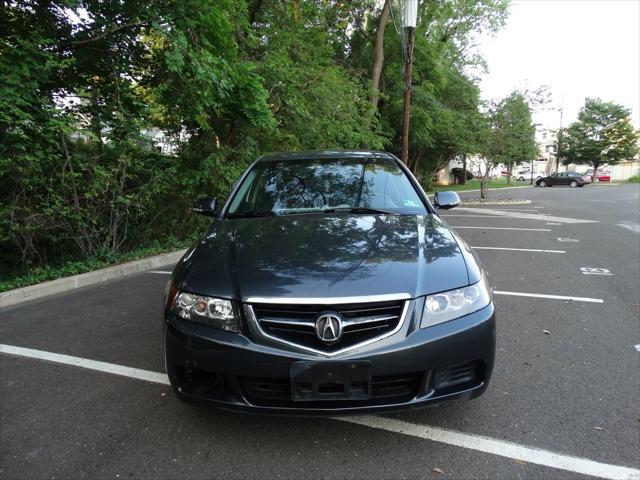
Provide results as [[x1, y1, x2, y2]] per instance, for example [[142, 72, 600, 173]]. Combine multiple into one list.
[[555, 105, 563, 173], [401, 0, 418, 165]]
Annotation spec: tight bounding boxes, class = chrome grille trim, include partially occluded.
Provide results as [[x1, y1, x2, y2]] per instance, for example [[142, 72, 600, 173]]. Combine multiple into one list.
[[245, 293, 411, 305], [342, 314, 398, 326], [260, 317, 316, 328], [244, 298, 411, 357]]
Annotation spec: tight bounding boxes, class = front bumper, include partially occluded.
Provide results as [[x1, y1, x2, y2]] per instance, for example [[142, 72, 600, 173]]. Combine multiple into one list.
[[164, 302, 496, 415]]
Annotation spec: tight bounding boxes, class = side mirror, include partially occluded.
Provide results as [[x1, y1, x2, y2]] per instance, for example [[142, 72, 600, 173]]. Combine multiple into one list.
[[434, 191, 460, 210], [192, 196, 217, 217]]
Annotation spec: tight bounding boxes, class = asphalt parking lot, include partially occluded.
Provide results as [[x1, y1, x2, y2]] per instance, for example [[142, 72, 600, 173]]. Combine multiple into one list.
[[1, 184, 639, 480]]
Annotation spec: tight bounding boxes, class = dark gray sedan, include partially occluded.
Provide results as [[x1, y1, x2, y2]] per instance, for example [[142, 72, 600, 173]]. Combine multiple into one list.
[[163, 150, 495, 414], [536, 171, 590, 187]]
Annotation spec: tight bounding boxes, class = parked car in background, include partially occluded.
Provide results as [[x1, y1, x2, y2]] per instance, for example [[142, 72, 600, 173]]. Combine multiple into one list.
[[164, 150, 496, 414], [536, 172, 590, 188], [584, 168, 611, 183], [516, 170, 545, 181]]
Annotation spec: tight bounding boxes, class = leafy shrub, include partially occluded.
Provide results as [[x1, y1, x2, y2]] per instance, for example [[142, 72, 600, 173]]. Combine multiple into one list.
[[627, 174, 640, 183], [451, 168, 474, 183]]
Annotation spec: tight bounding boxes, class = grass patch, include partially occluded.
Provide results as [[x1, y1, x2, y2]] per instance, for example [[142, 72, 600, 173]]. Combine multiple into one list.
[[627, 174, 640, 183], [0, 237, 192, 292], [426, 178, 532, 192]]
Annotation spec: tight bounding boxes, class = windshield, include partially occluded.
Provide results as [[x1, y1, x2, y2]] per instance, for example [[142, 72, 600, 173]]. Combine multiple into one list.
[[226, 157, 427, 216]]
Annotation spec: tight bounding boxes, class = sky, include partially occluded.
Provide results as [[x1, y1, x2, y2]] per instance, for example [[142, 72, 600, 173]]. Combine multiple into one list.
[[476, 0, 640, 130]]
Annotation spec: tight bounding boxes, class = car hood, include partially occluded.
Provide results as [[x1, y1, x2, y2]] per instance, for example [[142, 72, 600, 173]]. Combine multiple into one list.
[[175, 214, 471, 301]]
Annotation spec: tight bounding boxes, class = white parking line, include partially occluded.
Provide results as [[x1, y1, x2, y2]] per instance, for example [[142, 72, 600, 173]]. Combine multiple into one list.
[[472, 246, 565, 253], [334, 416, 640, 480], [0, 344, 170, 385], [494, 291, 603, 303], [147, 270, 172, 274], [1, 344, 636, 480], [617, 222, 640, 234], [580, 267, 613, 276], [451, 226, 551, 232], [455, 207, 598, 224]]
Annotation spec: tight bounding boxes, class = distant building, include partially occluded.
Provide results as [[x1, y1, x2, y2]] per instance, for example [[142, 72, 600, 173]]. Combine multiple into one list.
[[535, 126, 557, 174], [139, 129, 186, 155]]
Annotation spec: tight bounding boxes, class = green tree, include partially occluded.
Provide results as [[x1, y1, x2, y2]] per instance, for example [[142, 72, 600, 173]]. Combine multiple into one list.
[[1, 0, 272, 270], [348, 0, 509, 190], [0, 0, 512, 285], [243, 1, 388, 152], [558, 98, 639, 176], [480, 91, 537, 198]]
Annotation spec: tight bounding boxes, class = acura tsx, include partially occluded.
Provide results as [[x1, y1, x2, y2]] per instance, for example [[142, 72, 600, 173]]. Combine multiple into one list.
[[163, 150, 495, 414]]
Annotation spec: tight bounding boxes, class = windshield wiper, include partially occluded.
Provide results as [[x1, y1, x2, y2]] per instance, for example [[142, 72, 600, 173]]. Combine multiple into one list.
[[326, 206, 396, 215], [226, 210, 276, 219]]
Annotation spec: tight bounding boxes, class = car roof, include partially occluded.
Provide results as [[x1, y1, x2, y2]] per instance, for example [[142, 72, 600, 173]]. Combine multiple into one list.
[[256, 150, 396, 162]]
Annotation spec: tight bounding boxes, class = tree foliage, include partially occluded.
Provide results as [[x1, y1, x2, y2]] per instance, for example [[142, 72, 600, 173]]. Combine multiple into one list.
[[2, 0, 517, 278], [558, 98, 639, 173], [484, 91, 538, 185]]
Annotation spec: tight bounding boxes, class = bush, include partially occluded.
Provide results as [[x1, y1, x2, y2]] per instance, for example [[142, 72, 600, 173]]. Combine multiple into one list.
[[627, 174, 640, 183], [451, 168, 474, 184]]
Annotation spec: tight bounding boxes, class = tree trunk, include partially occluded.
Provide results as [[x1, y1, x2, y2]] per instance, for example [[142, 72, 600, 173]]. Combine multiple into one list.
[[363, 2, 390, 140], [90, 85, 102, 155], [461, 154, 467, 185], [591, 162, 601, 182], [292, 0, 301, 21], [480, 178, 489, 200], [480, 164, 491, 200], [409, 152, 419, 175]]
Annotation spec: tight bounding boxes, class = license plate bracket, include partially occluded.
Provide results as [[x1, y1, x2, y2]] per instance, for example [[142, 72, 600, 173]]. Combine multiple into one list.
[[290, 361, 371, 401]]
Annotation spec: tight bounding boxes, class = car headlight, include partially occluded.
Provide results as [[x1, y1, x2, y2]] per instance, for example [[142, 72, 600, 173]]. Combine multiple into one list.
[[168, 287, 239, 333], [421, 277, 491, 328]]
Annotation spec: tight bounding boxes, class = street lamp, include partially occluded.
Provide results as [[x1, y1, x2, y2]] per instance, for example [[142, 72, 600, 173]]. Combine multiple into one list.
[[402, 0, 418, 28]]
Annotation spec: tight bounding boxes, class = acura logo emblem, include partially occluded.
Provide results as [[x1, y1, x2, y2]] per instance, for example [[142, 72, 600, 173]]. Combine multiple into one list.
[[315, 312, 343, 344]]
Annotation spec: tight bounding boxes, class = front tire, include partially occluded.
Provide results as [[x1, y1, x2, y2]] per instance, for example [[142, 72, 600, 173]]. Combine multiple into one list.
[[570, 180, 578, 188], [594, 177, 600, 183], [539, 180, 547, 187]]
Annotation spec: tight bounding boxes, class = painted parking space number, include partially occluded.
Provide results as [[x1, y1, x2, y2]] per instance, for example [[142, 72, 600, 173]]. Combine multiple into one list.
[[580, 267, 613, 276]]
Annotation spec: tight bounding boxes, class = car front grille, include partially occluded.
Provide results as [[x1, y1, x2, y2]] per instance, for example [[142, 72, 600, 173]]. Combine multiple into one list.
[[239, 372, 422, 407], [248, 299, 407, 354]]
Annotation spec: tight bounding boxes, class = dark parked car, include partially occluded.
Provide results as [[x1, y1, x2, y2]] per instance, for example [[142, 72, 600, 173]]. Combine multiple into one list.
[[536, 171, 589, 187], [164, 150, 495, 414]]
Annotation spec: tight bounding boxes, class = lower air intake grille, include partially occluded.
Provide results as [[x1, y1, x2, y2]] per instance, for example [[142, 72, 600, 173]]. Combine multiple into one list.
[[240, 372, 422, 407], [435, 362, 479, 390]]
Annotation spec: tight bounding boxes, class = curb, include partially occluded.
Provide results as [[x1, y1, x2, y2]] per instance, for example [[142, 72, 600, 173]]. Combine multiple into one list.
[[0, 249, 187, 309], [428, 185, 533, 194]]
